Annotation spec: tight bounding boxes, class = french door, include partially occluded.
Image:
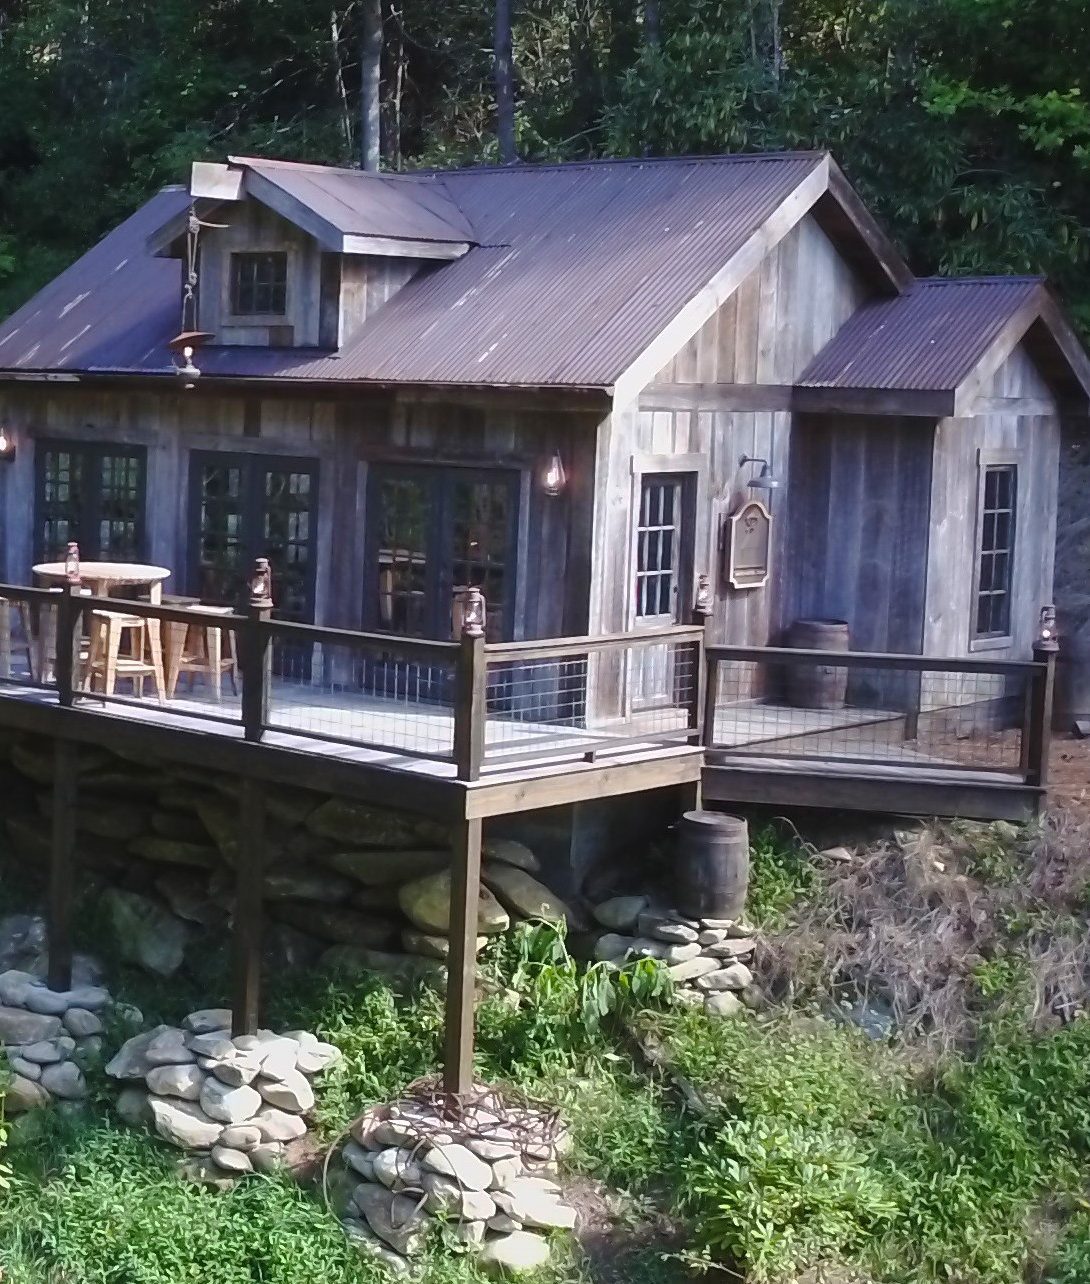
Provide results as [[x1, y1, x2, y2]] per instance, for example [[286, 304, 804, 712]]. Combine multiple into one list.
[[363, 465, 519, 699], [631, 473, 694, 712], [188, 452, 319, 621]]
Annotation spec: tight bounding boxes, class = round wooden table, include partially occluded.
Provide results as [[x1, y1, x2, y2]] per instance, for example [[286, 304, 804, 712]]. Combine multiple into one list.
[[31, 562, 172, 698]]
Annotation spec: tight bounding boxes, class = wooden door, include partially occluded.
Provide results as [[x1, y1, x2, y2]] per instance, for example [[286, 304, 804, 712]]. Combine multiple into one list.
[[631, 473, 693, 712]]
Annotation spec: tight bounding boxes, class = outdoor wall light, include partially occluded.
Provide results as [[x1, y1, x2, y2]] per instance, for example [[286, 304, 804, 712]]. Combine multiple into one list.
[[0, 426, 15, 462], [739, 454, 779, 491], [540, 449, 567, 497]]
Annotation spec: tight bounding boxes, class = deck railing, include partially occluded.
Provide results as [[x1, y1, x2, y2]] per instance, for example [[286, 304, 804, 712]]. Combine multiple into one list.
[[0, 581, 705, 781], [704, 643, 1055, 788]]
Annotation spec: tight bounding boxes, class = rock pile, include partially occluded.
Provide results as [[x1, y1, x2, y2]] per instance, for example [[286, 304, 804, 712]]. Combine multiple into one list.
[[334, 1086, 575, 1276], [106, 1007, 341, 1182], [591, 896, 759, 1017], [0, 950, 115, 1113], [2, 737, 575, 985]]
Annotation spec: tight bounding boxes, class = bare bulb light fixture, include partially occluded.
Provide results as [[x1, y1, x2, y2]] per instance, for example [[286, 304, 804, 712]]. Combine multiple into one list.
[[540, 449, 567, 497], [0, 426, 14, 462]]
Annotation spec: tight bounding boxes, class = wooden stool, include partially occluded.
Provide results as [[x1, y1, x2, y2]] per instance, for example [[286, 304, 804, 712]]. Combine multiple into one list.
[[0, 597, 34, 680], [166, 605, 238, 701], [18, 592, 91, 685], [87, 610, 166, 700]]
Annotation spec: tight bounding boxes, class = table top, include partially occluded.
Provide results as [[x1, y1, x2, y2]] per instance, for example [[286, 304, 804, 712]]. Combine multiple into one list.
[[32, 561, 172, 588]]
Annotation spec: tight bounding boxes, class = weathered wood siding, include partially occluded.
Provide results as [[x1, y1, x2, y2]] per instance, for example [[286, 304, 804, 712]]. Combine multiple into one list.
[[924, 344, 1060, 661], [592, 210, 872, 645], [782, 416, 934, 654], [0, 386, 597, 641]]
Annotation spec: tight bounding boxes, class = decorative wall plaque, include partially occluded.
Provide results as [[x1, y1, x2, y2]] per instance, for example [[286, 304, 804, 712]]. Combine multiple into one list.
[[726, 499, 772, 589]]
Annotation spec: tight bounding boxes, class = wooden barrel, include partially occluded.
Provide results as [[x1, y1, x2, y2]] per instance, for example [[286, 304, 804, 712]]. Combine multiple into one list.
[[674, 811, 749, 920], [786, 618, 850, 709]]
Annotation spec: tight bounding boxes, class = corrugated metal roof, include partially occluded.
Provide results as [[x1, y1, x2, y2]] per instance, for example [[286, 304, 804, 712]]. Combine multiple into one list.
[[0, 152, 824, 388], [799, 277, 1045, 391], [235, 156, 476, 244]]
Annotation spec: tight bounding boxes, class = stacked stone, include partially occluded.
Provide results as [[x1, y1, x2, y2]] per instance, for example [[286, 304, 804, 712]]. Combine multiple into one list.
[[336, 1093, 575, 1276], [106, 1007, 341, 1183], [0, 967, 112, 1111], [591, 897, 758, 1018], [2, 738, 573, 986]]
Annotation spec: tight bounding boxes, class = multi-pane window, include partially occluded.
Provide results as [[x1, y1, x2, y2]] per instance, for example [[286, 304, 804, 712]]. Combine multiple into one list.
[[974, 464, 1017, 640], [635, 476, 682, 619], [230, 252, 288, 316], [36, 442, 146, 561]]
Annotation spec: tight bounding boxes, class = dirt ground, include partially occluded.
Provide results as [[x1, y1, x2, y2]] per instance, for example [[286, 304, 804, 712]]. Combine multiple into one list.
[[1048, 733, 1090, 821]]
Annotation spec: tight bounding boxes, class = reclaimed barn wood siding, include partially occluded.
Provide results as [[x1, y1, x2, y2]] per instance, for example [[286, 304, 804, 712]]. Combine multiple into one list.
[[0, 386, 596, 641], [782, 415, 933, 654], [592, 210, 871, 645], [924, 344, 1060, 661]]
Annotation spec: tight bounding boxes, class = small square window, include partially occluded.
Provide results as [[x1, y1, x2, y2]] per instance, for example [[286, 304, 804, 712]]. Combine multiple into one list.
[[231, 252, 287, 316]]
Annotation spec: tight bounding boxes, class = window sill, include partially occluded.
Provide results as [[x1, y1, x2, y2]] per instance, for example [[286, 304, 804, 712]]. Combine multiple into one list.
[[969, 635, 1013, 653]]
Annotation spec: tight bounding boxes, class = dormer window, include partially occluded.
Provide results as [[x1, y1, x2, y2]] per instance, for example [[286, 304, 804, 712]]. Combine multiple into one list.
[[231, 252, 287, 316]]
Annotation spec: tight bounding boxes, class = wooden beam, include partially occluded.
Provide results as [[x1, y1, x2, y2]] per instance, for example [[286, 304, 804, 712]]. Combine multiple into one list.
[[443, 816, 483, 1097], [815, 163, 914, 295], [48, 738, 77, 991], [232, 777, 266, 1037], [952, 294, 1044, 416], [639, 380, 951, 419], [639, 383, 795, 413]]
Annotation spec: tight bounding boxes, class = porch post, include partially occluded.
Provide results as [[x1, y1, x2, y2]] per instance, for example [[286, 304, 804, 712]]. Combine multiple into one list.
[[48, 738, 77, 991], [231, 776, 266, 1037], [453, 589, 487, 782], [1026, 606, 1058, 789], [443, 814, 483, 1099], [241, 558, 273, 743]]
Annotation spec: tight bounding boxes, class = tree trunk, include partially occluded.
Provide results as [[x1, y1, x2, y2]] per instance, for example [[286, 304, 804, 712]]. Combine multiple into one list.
[[645, 0, 661, 49], [330, 8, 352, 156], [494, 0, 516, 164], [360, 0, 382, 172]]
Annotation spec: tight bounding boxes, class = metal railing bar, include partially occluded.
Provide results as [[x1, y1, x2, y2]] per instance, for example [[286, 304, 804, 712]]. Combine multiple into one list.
[[262, 715, 456, 762], [707, 644, 1043, 677], [486, 625, 704, 662], [264, 618, 460, 659]]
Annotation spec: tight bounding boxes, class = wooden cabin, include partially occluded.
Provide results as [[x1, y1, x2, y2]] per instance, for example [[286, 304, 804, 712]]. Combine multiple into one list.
[[0, 151, 1086, 828]]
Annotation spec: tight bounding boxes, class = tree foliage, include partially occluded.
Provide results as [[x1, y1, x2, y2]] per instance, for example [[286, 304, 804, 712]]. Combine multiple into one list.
[[0, 0, 1087, 323]]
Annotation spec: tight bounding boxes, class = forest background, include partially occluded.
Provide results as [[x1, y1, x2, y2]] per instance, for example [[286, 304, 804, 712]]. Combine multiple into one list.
[[0, 0, 1087, 326]]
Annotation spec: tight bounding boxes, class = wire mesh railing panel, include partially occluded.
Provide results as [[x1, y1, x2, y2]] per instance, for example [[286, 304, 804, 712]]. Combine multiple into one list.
[[0, 590, 61, 690], [708, 654, 1031, 774], [265, 635, 458, 760], [482, 637, 700, 764]]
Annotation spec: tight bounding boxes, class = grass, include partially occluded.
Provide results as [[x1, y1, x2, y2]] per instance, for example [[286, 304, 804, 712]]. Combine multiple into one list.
[[3, 817, 1090, 1283]]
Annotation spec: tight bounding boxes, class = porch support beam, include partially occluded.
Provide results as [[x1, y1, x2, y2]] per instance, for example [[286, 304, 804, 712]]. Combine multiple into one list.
[[232, 776, 266, 1037], [443, 815, 483, 1098], [47, 738, 77, 991]]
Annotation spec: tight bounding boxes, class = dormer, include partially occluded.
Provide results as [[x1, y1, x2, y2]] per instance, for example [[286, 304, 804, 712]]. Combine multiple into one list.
[[148, 157, 475, 350]]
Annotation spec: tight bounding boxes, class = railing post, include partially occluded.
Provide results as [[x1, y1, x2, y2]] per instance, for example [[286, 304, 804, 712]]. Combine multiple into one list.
[[241, 558, 273, 743], [691, 573, 714, 744], [54, 582, 81, 707], [454, 588, 487, 782], [1026, 606, 1058, 788]]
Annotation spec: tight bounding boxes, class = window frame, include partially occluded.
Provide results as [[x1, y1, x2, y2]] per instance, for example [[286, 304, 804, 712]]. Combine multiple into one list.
[[34, 439, 148, 563], [969, 451, 1020, 651], [228, 250, 289, 319]]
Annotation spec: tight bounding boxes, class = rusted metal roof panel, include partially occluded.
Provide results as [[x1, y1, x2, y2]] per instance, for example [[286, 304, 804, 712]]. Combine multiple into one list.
[[799, 277, 1044, 391], [0, 153, 823, 387], [235, 157, 476, 244]]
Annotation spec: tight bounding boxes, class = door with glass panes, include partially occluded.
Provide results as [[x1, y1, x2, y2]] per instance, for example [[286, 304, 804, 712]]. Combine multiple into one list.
[[631, 472, 694, 711], [363, 466, 518, 699], [188, 453, 318, 621]]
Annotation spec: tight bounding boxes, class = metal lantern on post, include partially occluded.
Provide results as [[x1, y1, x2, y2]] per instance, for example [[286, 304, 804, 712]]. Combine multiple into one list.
[[248, 557, 273, 609], [64, 542, 81, 585], [1037, 604, 1059, 652], [694, 573, 713, 620], [461, 587, 487, 638]]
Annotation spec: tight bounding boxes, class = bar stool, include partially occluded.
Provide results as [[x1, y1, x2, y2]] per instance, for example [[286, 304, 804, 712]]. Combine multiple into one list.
[[0, 597, 33, 680], [18, 591, 92, 685], [86, 610, 166, 699], [166, 604, 239, 701]]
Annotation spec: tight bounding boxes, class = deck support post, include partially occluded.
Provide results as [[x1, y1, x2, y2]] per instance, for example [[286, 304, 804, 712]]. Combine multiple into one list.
[[231, 776, 266, 1037], [454, 611, 487, 782], [1026, 632, 1057, 788], [443, 814, 483, 1100], [241, 559, 273, 743], [48, 738, 77, 991]]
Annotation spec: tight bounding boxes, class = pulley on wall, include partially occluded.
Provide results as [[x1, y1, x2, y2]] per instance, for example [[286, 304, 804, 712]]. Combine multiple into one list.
[[170, 203, 223, 388]]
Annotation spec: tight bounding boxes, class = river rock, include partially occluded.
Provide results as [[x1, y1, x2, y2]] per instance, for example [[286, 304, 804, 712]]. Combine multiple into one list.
[[399, 870, 510, 935], [0, 1006, 63, 1046], [355, 1184, 429, 1257], [106, 1025, 171, 1080], [694, 963, 753, 992], [422, 1172, 497, 1221], [703, 939, 756, 960], [40, 1060, 87, 1099], [116, 1085, 154, 1127], [154, 872, 218, 926], [593, 896, 648, 931], [128, 836, 218, 869], [150, 1097, 223, 1150], [502, 1177, 575, 1229], [638, 912, 699, 944], [8, 1054, 41, 1080], [270, 902, 397, 949], [200, 1077, 262, 1125], [482, 838, 540, 872], [253, 1106, 307, 1143], [211, 1144, 253, 1174], [422, 1142, 492, 1191], [704, 991, 745, 1018], [344, 1140, 377, 1180], [325, 848, 450, 886], [479, 1230, 551, 1275], [146, 1063, 205, 1100], [256, 1068, 314, 1114], [187, 1032, 235, 1060], [307, 798, 446, 849], [288, 1032, 341, 1075], [342, 1218, 412, 1275], [263, 868, 356, 903], [593, 933, 636, 962], [179, 1154, 237, 1191], [207, 1053, 261, 1088], [147, 1027, 198, 1066], [402, 930, 487, 960], [63, 1008, 103, 1038], [183, 1008, 233, 1035], [372, 1146, 425, 1190], [0, 968, 36, 1007], [631, 938, 701, 964], [667, 955, 722, 983], [482, 865, 572, 924], [102, 889, 189, 976], [6, 1073, 51, 1113], [20, 1038, 66, 1064], [221, 1123, 263, 1150], [251, 1141, 286, 1172]]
